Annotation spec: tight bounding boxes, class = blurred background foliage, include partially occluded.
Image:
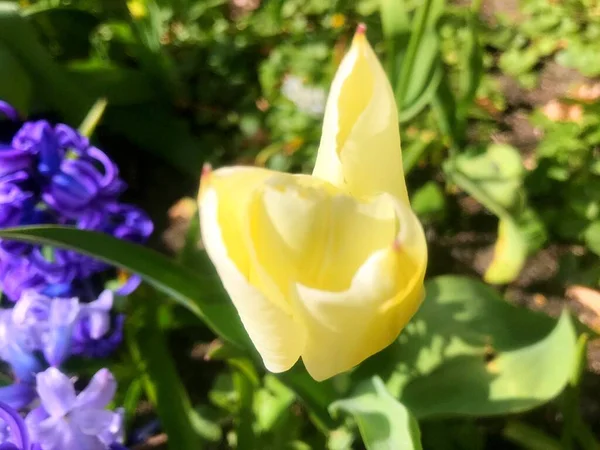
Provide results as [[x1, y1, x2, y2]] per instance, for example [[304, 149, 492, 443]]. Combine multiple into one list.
[[0, 0, 600, 448]]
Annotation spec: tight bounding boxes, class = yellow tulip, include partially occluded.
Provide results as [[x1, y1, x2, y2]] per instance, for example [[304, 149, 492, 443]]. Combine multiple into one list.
[[198, 26, 427, 381]]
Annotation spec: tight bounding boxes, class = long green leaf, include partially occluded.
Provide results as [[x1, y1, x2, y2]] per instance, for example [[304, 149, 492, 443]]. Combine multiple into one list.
[[432, 71, 460, 147], [457, 11, 484, 130], [394, 0, 433, 106], [0, 225, 250, 348], [398, 62, 443, 123], [0, 225, 343, 429]]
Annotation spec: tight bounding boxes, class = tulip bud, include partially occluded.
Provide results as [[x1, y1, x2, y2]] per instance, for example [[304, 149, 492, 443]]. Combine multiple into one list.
[[198, 28, 427, 381], [313, 25, 409, 203]]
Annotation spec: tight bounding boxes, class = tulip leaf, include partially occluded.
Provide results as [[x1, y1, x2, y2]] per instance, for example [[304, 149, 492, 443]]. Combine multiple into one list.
[[457, 9, 484, 126], [330, 376, 422, 450], [0, 225, 250, 349], [356, 276, 578, 418], [446, 144, 524, 215], [398, 62, 443, 123], [432, 71, 460, 146], [401, 31, 440, 109], [0, 225, 338, 430], [484, 216, 528, 285], [387, 0, 445, 120], [445, 144, 528, 282]]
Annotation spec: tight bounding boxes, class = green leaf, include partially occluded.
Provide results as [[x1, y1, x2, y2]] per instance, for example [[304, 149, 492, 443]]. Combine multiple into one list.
[[406, 279, 576, 417], [446, 144, 528, 283], [0, 225, 337, 430], [484, 215, 528, 285], [391, 0, 445, 117], [457, 12, 484, 130], [432, 71, 460, 146], [401, 32, 440, 108], [446, 144, 524, 215], [127, 312, 204, 450], [357, 276, 577, 418], [399, 62, 443, 123], [330, 376, 422, 450], [253, 375, 295, 434], [0, 225, 250, 348]]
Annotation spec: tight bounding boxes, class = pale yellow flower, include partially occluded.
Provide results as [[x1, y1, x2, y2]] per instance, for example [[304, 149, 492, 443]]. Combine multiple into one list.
[[198, 27, 427, 381]]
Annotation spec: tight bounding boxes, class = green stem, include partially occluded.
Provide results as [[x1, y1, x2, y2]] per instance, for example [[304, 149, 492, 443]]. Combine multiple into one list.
[[78, 98, 108, 138]]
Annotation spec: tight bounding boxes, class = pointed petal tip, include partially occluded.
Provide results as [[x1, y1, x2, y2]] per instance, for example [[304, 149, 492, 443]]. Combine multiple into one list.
[[198, 163, 213, 201], [202, 162, 213, 178], [355, 23, 367, 35]]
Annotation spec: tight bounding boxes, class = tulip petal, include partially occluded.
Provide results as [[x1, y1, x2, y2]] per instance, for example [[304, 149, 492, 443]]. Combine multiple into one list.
[[295, 198, 427, 381], [313, 32, 408, 203], [199, 167, 306, 372], [248, 174, 397, 292]]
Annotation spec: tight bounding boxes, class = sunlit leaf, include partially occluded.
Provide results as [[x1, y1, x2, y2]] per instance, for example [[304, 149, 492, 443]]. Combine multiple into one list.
[[484, 216, 528, 285], [330, 376, 422, 450], [356, 276, 577, 418], [446, 144, 524, 215]]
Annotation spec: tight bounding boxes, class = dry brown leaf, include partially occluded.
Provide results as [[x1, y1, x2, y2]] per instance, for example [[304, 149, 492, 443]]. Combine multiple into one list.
[[567, 285, 600, 331]]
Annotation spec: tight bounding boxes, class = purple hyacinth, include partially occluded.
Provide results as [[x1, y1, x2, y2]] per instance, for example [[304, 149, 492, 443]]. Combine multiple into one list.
[[25, 367, 124, 450], [0, 309, 41, 385], [0, 102, 18, 121], [6, 287, 124, 368], [71, 290, 125, 359], [0, 401, 30, 450], [0, 102, 139, 449], [0, 111, 152, 302], [12, 291, 80, 368]]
